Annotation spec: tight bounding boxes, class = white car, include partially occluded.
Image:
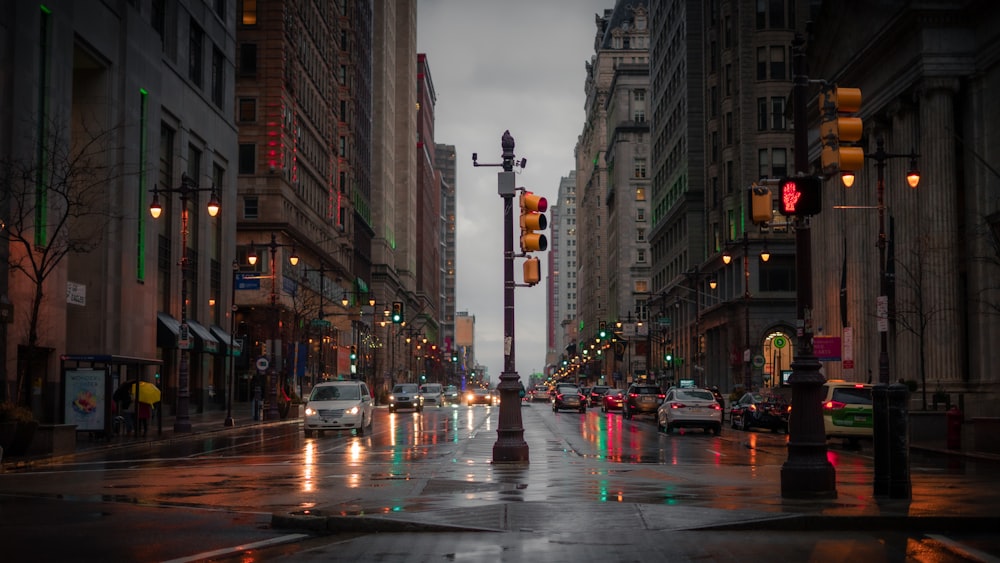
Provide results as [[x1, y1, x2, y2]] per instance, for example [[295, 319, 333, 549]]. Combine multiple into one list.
[[419, 383, 444, 407], [656, 387, 723, 435], [304, 380, 374, 437]]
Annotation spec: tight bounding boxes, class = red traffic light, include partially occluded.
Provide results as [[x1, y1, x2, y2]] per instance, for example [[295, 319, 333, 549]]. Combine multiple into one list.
[[778, 176, 823, 216]]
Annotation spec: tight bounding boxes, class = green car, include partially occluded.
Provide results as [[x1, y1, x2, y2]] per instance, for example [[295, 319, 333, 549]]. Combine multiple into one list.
[[822, 381, 873, 445]]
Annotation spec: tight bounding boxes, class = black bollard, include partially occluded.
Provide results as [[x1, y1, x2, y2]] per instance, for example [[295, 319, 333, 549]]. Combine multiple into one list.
[[888, 383, 911, 499], [872, 383, 890, 496]]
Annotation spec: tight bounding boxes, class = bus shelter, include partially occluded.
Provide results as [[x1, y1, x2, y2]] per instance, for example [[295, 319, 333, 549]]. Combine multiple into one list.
[[60, 354, 163, 439]]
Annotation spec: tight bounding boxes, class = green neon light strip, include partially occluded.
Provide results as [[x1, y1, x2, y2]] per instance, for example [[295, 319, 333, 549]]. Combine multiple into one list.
[[137, 88, 149, 280]]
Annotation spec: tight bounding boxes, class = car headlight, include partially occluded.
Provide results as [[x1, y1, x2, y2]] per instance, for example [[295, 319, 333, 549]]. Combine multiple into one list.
[[305, 407, 316, 416], [347, 406, 359, 415], [389, 394, 396, 402]]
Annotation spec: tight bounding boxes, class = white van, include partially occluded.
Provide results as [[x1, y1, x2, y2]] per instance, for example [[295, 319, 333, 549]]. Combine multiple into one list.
[[419, 383, 444, 407]]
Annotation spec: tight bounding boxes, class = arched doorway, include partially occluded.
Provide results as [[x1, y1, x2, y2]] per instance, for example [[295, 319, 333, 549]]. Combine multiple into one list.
[[763, 331, 795, 389]]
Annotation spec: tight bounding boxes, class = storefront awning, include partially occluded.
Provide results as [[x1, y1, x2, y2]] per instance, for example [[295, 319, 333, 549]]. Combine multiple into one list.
[[187, 320, 219, 354], [210, 325, 242, 356]]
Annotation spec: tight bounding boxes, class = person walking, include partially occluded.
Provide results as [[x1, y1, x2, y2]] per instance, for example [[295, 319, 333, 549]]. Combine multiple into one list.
[[137, 401, 152, 437]]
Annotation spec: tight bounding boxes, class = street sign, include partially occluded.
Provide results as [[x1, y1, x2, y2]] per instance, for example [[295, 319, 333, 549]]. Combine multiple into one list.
[[657, 317, 671, 326], [773, 335, 787, 349], [311, 319, 331, 327], [256, 357, 269, 372], [178, 322, 191, 350], [752, 354, 765, 368]]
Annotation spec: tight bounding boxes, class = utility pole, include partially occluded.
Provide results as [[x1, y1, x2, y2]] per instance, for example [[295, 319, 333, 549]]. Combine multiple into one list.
[[473, 131, 529, 463], [780, 33, 837, 499]]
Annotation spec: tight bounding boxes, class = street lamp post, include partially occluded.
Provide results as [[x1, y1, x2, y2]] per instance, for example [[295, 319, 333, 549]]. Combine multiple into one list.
[[247, 233, 299, 421], [299, 263, 335, 389], [149, 172, 220, 433], [225, 259, 238, 427], [723, 223, 770, 392]]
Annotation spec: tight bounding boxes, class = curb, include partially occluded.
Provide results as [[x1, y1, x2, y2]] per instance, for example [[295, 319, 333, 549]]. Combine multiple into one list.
[[272, 512, 503, 534], [694, 515, 1000, 533]]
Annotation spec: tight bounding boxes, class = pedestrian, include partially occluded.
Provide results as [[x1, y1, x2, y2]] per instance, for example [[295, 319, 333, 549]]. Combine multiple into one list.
[[137, 401, 152, 437]]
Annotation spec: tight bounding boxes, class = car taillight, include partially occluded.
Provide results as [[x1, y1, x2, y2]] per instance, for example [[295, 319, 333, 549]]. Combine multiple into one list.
[[749, 404, 758, 411], [628, 392, 639, 398], [556, 393, 564, 400], [824, 400, 847, 410], [711, 403, 722, 410], [657, 393, 666, 400], [853, 384, 865, 389], [670, 403, 685, 409]]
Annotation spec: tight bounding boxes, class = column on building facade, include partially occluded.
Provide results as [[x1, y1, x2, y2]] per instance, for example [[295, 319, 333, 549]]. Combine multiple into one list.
[[915, 78, 964, 385]]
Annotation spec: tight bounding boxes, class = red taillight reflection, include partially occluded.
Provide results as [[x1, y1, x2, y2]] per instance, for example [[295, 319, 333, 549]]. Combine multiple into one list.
[[824, 400, 846, 410]]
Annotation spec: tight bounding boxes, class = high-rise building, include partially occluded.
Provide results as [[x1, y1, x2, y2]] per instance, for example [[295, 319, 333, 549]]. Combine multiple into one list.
[[435, 143, 457, 367], [1, 1, 238, 418], [547, 172, 578, 375]]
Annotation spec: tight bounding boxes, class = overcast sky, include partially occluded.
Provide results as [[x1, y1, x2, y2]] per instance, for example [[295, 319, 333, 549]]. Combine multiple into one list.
[[417, 0, 615, 385]]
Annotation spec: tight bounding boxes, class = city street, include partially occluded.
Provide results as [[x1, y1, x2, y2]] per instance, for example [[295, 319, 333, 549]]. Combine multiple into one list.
[[1, 401, 999, 561]]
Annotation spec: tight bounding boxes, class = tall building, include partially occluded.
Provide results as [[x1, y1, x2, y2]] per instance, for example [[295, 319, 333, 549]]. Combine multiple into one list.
[[806, 0, 1000, 416], [645, 0, 801, 393], [415, 54, 442, 355], [573, 1, 651, 386], [371, 0, 417, 389], [235, 1, 375, 393], [547, 172, 578, 375], [435, 143, 457, 366], [1, 1, 238, 418]]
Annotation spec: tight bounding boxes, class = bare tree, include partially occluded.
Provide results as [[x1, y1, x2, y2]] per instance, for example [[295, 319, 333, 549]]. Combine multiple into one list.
[[1, 114, 121, 405], [890, 234, 954, 410]]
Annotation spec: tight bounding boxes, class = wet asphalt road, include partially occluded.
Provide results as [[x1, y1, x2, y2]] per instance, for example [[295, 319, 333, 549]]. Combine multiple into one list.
[[2, 402, 999, 562]]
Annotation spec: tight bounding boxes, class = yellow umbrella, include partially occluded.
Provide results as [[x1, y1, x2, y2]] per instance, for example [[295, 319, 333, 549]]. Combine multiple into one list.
[[124, 381, 161, 405]]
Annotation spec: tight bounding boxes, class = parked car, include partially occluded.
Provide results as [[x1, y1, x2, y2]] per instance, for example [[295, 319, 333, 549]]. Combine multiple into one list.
[[419, 383, 444, 407], [388, 383, 424, 413], [552, 385, 587, 413], [730, 391, 789, 432], [588, 385, 611, 407], [821, 380, 874, 445], [622, 384, 664, 419], [601, 388, 625, 412], [303, 380, 374, 437], [656, 387, 723, 435], [467, 388, 494, 406]]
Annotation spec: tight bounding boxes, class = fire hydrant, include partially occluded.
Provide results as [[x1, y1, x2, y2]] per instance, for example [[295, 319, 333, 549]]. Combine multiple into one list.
[[946, 406, 963, 450]]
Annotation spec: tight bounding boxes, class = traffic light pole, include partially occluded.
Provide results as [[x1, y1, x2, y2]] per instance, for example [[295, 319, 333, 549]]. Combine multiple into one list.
[[474, 130, 529, 463], [780, 33, 836, 499]]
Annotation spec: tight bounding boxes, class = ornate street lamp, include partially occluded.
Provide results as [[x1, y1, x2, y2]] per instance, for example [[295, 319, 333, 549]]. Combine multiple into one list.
[[149, 173, 220, 433], [225, 259, 238, 427], [247, 233, 298, 421]]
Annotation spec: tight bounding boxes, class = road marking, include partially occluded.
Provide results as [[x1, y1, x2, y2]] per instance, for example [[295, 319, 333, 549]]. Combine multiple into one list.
[[160, 533, 310, 563]]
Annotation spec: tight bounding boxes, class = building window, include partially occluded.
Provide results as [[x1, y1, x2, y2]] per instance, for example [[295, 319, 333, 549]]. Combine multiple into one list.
[[769, 0, 786, 28], [634, 90, 645, 101], [211, 46, 225, 108], [771, 97, 787, 130], [633, 158, 646, 178], [772, 148, 788, 177], [339, 136, 346, 157], [759, 149, 770, 179], [637, 228, 645, 242], [243, 196, 258, 219], [239, 0, 257, 25], [635, 186, 646, 201], [189, 19, 204, 87], [756, 47, 766, 80], [238, 143, 255, 174], [725, 112, 733, 145], [726, 161, 734, 194], [239, 43, 257, 76], [725, 64, 732, 96], [637, 207, 645, 221], [634, 109, 645, 122], [637, 249, 646, 263], [238, 98, 256, 122], [757, 98, 768, 130], [756, 0, 766, 29], [710, 86, 718, 118], [770, 46, 786, 80]]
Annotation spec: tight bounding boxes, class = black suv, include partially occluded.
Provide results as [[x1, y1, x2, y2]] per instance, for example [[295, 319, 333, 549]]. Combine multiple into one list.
[[623, 384, 664, 419]]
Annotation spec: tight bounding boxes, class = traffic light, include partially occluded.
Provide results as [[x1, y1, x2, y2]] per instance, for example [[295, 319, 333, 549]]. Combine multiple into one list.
[[598, 321, 607, 339], [751, 185, 772, 224], [523, 256, 541, 286], [391, 301, 403, 323], [778, 176, 823, 216], [349, 345, 357, 361], [819, 86, 865, 178], [519, 190, 548, 252]]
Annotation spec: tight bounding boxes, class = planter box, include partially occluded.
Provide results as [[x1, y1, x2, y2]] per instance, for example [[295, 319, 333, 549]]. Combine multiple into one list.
[[27, 424, 78, 456]]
